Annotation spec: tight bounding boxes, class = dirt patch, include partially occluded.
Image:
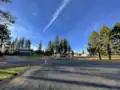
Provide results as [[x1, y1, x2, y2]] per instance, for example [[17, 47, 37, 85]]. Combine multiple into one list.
[[9, 77, 25, 85]]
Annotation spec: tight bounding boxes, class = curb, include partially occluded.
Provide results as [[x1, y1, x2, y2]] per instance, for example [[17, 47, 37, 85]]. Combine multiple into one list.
[[0, 66, 31, 86]]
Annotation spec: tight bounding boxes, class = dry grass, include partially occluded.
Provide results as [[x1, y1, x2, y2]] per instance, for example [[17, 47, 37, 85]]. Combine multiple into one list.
[[77, 57, 120, 61]]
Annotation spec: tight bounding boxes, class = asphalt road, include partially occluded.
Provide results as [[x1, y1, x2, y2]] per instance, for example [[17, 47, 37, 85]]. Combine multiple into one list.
[[0, 56, 120, 90], [1, 66, 120, 90], [1, 56, 120, 68]]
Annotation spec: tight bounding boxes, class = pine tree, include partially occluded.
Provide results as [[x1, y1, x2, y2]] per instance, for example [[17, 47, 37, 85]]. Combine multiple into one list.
[[0, 0, 15, 24], [0, 24, 11, 50], [16, 39, 21, 50], [38, 41, 42, 51], [82, 50, 85, 54], [54, 36, 60, 53], [20, 38, 24, 48], [25, 39, 31, 49]]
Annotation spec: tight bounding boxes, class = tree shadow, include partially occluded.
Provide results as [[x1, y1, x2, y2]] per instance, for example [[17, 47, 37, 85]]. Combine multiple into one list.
[[23, 76, 120, 89], [32, 65, 120, 81], [56, 69, 120, 81], [46, 60, 120, 69]]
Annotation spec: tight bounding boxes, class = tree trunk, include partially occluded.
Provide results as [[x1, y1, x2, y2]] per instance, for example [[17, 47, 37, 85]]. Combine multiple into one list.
[[98, 51, 101, 60], [109, 54, 111, 60], [0, 39, 3, 49], [107, 44, 112, 60], [0, 39, 3, 56]]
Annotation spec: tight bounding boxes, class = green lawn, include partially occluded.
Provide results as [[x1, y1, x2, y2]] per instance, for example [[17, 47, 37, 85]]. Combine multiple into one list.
[[23, 56, 42, 60], [0, 67, 26, 81], [0, 74, 12, 80]]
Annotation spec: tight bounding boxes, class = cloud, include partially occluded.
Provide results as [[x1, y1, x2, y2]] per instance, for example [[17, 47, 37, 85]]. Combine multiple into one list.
[[43, 0, 71, 32], [9, 24, 40, 50], [31, 45, 38, 50], [83, 44, 87, 48], [10, 24, 27, 37], [9, 21, 45, 50], [9, 23, 36, 41], [31, 44, 46, 51]]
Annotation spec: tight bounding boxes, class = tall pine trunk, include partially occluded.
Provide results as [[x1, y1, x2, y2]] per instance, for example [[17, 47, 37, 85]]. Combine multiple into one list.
[[98, 48, 101, 60], [0, 38, 3, 56], [98, 51, 101, 60]]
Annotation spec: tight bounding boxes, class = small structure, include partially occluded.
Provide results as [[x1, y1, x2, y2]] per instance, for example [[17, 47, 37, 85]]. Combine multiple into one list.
[[74, 52, 82, 57], [81, 53, 88, 57], [16, 48, 33, 56], [74, 51, 88, 57]]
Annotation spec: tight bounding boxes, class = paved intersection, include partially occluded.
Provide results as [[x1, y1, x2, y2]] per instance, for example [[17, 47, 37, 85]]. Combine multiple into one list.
[[0, 65, 120, 90], [0, 56, 120, 90]]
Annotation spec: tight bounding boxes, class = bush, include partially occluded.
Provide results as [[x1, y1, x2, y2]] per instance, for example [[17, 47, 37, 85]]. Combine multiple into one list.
[[44, 51, 53, 56], [0, 51, 3, 57], [35, 50, 45, 55]]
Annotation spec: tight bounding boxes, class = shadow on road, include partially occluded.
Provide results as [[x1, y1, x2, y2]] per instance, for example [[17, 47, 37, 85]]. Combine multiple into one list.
[[53, 69, 120, 81], [23, 76, 120, 89]]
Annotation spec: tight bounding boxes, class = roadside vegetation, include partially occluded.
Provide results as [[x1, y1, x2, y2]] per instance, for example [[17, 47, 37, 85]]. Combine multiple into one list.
[[88, 24, 120, 60], [0, 67, 26, 80]]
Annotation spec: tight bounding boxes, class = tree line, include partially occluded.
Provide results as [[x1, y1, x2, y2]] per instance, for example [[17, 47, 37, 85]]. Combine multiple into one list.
[[87, 23, 120, 60], [0, 0, 74, 56], [0, 23, 73, 56], [11, 38, 31, 49], [36, 36, 74, 56]]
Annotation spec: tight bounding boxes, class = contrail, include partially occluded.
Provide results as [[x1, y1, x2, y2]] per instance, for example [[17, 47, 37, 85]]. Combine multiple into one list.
[[43, 0, 71, 32]]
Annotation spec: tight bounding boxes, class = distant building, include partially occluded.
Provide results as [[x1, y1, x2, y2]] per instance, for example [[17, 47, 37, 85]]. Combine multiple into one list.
[[74, 52, 88, 57], [74, 52, 82, 57], [16, 48, 33, 56], [81, 53, 88, 57]]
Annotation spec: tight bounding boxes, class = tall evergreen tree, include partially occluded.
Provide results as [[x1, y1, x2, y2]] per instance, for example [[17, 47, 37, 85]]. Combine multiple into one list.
[[99, 26, 112, 56], [0, 0, 15, 24], [38, 41, 42, 51], [25, 39, 31, 49], [0, 24, 11, 49], [16, 39, 21, 50], [20, 38, 24, 48], [14, 38, 18, 49], [63, 38, 68, 54], [54, 36, 60, 53], [110, 23, 120, 55], [67, 44, 71, 54], [48, 40, 53, 52], [11, 40, 15, 51], [59, 39, 64, 54], [71, 51, 74, 57], [82, 50, 85, 54], [88, 31, 102, 60]]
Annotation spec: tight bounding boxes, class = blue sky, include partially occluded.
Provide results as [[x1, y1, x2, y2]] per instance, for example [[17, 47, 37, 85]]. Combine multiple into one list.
[[1, 0, 120, 52]]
